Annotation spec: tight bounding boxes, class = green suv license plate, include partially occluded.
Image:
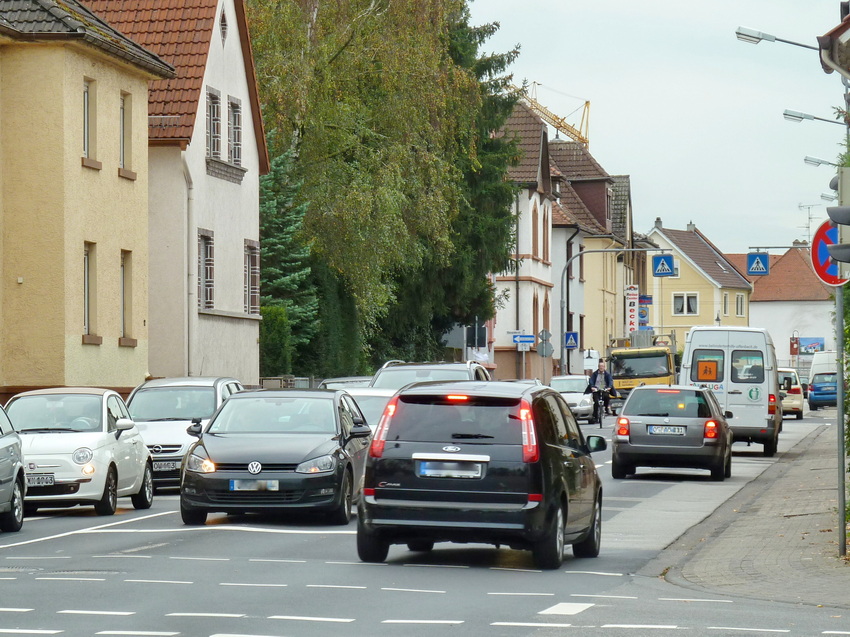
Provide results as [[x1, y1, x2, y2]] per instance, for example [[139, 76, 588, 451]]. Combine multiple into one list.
[[419, 461, 482, 479], [648, 425, 685, 435]]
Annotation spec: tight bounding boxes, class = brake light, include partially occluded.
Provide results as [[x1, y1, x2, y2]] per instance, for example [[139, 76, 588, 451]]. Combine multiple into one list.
[[370, 396, 398, 458], [616, 417, 630, 436], [446, 394, 469, 401], [788, 387, 801, 395], [519, 399, 539, 463], [704, 420, 719, 439], [363, 487, 375, 497], [528, 493, 543, 502], [768, 393, 777, 415], [657, 389, 681, 394]]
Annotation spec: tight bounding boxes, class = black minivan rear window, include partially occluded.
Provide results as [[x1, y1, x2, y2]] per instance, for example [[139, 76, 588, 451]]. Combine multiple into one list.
[[388, 395, 522, 444]]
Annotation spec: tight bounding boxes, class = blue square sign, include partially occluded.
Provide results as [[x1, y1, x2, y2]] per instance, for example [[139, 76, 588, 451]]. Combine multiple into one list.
[[564, 332, 579, 349], [746, 252, 770, 276], [652, 254, 675, 277]]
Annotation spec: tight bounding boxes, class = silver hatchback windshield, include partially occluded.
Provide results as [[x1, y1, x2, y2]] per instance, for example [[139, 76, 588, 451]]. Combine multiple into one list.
[[128, 387, 216, 421]]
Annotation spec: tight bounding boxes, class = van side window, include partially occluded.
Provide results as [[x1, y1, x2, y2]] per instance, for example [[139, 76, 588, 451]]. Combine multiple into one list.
[[731, 350, 765, 383], [690, 349, 724, 383]]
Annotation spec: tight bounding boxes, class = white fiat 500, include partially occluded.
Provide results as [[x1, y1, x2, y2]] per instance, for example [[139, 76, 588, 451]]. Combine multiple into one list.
[[5, 388, 153, 516]]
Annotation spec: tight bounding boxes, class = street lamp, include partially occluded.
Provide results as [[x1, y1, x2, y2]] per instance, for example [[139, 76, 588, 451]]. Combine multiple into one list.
[[804, 155, 838, 167], [822, 192, 839, 201], [783, 109, 844, 125], [735, 26, 818, 50]]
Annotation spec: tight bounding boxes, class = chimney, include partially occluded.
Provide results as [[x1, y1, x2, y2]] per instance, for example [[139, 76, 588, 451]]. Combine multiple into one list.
[[654, 217, 663, 229], [686, 221, 696, 232]]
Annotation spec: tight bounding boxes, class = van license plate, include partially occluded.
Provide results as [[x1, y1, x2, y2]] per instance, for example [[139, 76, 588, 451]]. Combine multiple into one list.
[[419, 461, 482, 479], [648, 425, 685, 435]]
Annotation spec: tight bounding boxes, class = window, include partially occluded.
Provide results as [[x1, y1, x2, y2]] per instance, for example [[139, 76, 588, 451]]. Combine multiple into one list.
[[198, 230, 215, 309], [120, 251, 135, 345], [578, 246, 585, 282], [542, 210, 549, 261], [119, 94, 127, 168], [244, 240, 260, 314], [690, 349, 724, 383], [736, 293, 745, 317], [673, 292, 698, 316], [228, 98, 242, 166], [84, 242, 96, 335], [220, 8, 228, 45], [83, 80, 92, 158], [731, 350, 765, 384], [206, 89, 221, 159], [532, 203, 539, 258], [723, 292, 729, 316]]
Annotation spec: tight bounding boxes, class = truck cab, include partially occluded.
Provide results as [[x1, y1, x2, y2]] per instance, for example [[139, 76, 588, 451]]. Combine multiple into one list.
[[609, 345, 676, 411]]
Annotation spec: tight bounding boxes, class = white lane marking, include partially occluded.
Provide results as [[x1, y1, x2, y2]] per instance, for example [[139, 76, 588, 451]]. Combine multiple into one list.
[[708, 629, 790, 634], [208, 634, 285, 637], [660, 597, 734, 603], [93, 527, 354, 535], [92, 555, 151, 559], [490, 567, 541, 573], [571, 594, 638, 600], [563, 570, 624, 576], [58, 610, 134, 616], [0, 609, 31, 613], [220, 583, 288, 588], [0, 512, 174, 549], [493, 623, 573, 628], [35, 577, 105, 582], [249, 559, 305, 563], [306, 585, 367, 590], [381, 587, 445, 594], [124, 579, 193, 585], [0, 631, 62, 635], [603, 625, 680, 629], [169, 556, 230, 561], [382, 620, 463, 625], [403, 563, 468, 569], [166, 613, 245, 618], [823, 632, 850, 635], [96, 632, 179, 636], [268, 615, 354, 623], [488, 592, 555, 597], [539, 603, 594, 615], [5, 557, 70, 560], [0, 578, 15, 580]]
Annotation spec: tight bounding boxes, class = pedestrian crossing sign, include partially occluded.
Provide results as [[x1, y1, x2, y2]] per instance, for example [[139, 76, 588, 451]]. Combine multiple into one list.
[[746, 252, 770, 276], [652, 254, 675, 277], [564, 332, 578, 349]]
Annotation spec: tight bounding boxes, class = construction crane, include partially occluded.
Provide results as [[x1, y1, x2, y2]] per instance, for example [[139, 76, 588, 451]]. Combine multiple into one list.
[[512, 82, 590, 148]]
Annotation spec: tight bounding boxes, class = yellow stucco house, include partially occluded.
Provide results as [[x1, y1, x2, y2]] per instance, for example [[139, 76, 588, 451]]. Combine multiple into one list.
[[645, 218, 751, 351], [0, 1, 173, 400]]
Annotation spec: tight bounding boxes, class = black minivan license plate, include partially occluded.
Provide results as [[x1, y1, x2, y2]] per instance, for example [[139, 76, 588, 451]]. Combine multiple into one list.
[[419, 461, 482, 479]]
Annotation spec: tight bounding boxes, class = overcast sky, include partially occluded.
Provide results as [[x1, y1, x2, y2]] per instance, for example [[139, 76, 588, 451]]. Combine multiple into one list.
[[468, 0, 847, 254]]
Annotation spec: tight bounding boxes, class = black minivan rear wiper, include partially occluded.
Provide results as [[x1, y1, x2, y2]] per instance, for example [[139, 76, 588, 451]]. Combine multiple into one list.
[[451, 433, 494, 439]]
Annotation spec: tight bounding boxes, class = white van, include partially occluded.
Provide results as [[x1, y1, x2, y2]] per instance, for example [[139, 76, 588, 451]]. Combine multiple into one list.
[[679, 327, 782, 457], [807, 350, 837, 387]]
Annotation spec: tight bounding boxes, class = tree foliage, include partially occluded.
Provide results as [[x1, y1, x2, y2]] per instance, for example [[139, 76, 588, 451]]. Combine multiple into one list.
[[259, 305, 292, 376]]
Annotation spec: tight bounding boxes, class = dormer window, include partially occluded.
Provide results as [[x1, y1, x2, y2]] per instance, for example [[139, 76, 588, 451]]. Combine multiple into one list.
[[220, 9, 228, 45]]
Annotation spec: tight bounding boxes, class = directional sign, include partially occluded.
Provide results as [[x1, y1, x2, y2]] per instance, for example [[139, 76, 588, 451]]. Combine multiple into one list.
[[811, 219, 850, 286], [564, 332, 579, 349], [512, 334, 535, 344], [746, 252, 770, 276], [652, 254, 675, 277]]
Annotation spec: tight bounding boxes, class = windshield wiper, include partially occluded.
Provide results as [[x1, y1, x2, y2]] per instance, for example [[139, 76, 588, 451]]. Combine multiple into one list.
[[638, 412, 669, 417], [451, 433, 494, 439], [18, 427, 77, 433], [142, 417, 193, 422]]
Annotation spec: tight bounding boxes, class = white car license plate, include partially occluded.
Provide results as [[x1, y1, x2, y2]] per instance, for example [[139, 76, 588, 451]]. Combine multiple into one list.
[[420, 461, 482, 479], [153, 461, 180, 472], [27, 474, 55, 487], [230, 479, 279, 491], [648, 425, 685, 435]]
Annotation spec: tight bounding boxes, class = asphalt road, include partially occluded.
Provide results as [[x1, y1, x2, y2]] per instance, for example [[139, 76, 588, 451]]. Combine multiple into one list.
[[0, 410, 845, 636]]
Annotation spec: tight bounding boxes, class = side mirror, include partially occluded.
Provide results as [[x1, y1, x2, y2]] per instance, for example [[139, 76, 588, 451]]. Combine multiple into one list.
[[116, 418, 135, 431], [352, 415, 366, 426], [350, 423, 372, 438], [585, 434, 607, 453], [783, 378, 792, 391], [187, 422, 203, 438], [725, 411, 733, 419]]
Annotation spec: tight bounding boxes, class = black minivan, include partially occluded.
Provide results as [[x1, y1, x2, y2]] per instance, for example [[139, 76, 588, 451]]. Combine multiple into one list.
[[357, 381, 607, 569]]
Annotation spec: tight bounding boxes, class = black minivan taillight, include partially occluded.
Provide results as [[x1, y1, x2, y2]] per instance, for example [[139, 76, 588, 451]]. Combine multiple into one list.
[[370, 396, 398, 458], [519, 399, 539, 463]]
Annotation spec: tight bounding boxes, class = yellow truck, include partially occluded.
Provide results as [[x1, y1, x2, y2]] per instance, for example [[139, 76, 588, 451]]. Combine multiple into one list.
[[607, 344, 676, 413]]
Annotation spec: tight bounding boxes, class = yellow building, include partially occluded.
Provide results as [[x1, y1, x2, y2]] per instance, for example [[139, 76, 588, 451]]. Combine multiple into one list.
[[0, 2, 174, 400], [645, 218, 751, 350]]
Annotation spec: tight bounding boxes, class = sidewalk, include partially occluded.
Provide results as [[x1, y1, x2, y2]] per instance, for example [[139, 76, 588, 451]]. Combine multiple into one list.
[[641, 423, 850, 609]]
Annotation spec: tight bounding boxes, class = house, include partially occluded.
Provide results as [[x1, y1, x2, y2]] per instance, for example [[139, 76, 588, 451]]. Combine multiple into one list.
[[0, 1, 173, 401], [645, 218, 752, 349], [83, 0, 270, 386], [727, 242, 834, 371]]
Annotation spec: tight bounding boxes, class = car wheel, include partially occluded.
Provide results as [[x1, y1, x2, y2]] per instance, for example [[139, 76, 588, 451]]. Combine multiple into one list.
[[327, 471, 353, 526], [810, 404, 818, 411], [94, 467, 118, 516], [796, 411, 803, 420], [572, 494, 601, 558], [763, 436, 777, 458], [724, 450, 732, 479], [357, 517, 389, 563], [0, 480, 24, 533], [532, 504, 565, 570], [407, 540, 434, 552], [180, 497, 207, 525], [131, 463, 154, 510], [710, 457, 725, 481], [611, 459, 629, 479]]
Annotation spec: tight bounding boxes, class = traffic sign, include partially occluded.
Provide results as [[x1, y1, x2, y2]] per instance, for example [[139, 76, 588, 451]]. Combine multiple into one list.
[[746, 252, 770, 276], [811, 220, 850, 286], [517, 342, 531, 352], [537, 342, 554, 358], [564, 332, 579, 349], [512, 334, 535, 344], [538, 329, 551, 341], [652, 254, 675, 277]]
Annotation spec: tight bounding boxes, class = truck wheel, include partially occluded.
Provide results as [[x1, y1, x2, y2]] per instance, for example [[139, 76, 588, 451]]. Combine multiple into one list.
[[763, 437, 777, 458]]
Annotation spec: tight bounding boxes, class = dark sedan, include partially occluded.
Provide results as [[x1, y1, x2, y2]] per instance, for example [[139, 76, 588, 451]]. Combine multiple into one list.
[[179, 390, 372, 525]]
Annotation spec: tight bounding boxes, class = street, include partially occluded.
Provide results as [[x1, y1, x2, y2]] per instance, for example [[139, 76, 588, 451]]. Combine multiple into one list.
[[0, 411, 846, 636]]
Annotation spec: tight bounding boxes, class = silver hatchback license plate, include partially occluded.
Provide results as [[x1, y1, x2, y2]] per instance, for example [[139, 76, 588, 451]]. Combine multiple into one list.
[[419, 461, 482, 479], [27, 474, 55, 487], [648, 425, 685, 435]]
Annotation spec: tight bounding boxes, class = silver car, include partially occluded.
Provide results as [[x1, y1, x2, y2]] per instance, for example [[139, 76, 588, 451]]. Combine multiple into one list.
[[549, 375, 593, 420], [0, 405, 25, 532], [611, 385, 733, 481]]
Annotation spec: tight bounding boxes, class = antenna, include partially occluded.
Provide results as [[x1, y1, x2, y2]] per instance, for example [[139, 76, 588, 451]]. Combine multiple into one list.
[[798, 203, 821, 244]]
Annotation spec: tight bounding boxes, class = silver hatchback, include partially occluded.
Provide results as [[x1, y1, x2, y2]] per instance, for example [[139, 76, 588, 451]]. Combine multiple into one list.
[[611, 385, 733, 481]]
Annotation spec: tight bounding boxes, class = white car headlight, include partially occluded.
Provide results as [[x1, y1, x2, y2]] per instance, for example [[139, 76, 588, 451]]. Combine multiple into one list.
[[186, 453, 215, 473], [296, 455, 336, 474], [73, 447, 93, 465], [580, 397, 591, 408]]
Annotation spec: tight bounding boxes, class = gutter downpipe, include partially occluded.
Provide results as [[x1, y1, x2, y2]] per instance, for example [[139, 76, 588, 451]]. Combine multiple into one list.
[[515, 193, 522, 379], [559, 226, 580, 375], [183, 155, 195, 377]]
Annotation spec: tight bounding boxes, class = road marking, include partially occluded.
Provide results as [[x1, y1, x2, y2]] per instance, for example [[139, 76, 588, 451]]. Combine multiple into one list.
[[35, 577, 106, 582], [220, 583, 288, 588], [167, 613, 245, 618], [571, 594, 637, 600], [92, 555, 151, 559], [249, 559, 305, 563], [0, 609, 32, 612], [169, 556, 230, 561], [563, 571, 624, 577], [306, 584, 367, 589], [488, 592, 555, 596], [0, 512, 174, 549], [124, 579, 193, 585], [493, 623, 573, 628], [58, 610, 135, 616], [708, 629, 789, 634], [382, 620, 463, 625], [0, 631, 62, 635], [660, 597, 734, 603], [603, 625, 680, 629], [539, 603, 594, 615], [403, 563, 468, 569], [5, 557, 70, 560], [489, 567, 540, 573], [381, 587, 445, 594], [268, 615, 354, 623], [96, 632, 179, 636]]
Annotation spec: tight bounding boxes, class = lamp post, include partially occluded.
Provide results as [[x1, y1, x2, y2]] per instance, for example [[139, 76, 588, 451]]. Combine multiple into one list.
[[784, 109, 845, 126], [735, 26, 819, 50]]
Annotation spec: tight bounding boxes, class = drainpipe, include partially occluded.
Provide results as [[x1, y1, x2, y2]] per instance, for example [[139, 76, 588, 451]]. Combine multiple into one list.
[[561, 227, 579, 375], [183, 156, 195, 377], [515, 194, 521, 379]]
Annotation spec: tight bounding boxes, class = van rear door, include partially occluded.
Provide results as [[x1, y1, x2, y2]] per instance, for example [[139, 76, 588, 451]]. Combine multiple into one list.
[[724, 332, 770, 428]]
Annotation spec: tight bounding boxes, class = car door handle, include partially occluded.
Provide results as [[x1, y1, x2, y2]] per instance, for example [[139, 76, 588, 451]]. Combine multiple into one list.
[[728, 390, 743, 395]]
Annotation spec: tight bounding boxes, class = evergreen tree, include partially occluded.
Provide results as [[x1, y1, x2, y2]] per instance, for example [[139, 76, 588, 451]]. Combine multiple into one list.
[[259, 305, 292, 376]]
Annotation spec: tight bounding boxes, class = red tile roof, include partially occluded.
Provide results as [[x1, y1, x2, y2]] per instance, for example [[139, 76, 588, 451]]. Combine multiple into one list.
[[499, 102, 548, 185], [82, 0, 268, 173], [727, 246, 832, 301], [548, 138, 611, 181]]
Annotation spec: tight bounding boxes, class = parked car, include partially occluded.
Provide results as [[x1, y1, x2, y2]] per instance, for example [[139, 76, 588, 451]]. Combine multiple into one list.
[[6, 388, 153, 515], [611, 385, 733, 481], [808, 372, 837, 410], [179, 389, 372, 525], [369, 361, 491, 389], [777, 368, 804, 419], [127, 377, 243, 490], [0, 405, 25, 532], [317, 376, 373, 389], [357, 380, 607, 569], [345, 387, 397, 431], [549, 375, 593, 421]]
